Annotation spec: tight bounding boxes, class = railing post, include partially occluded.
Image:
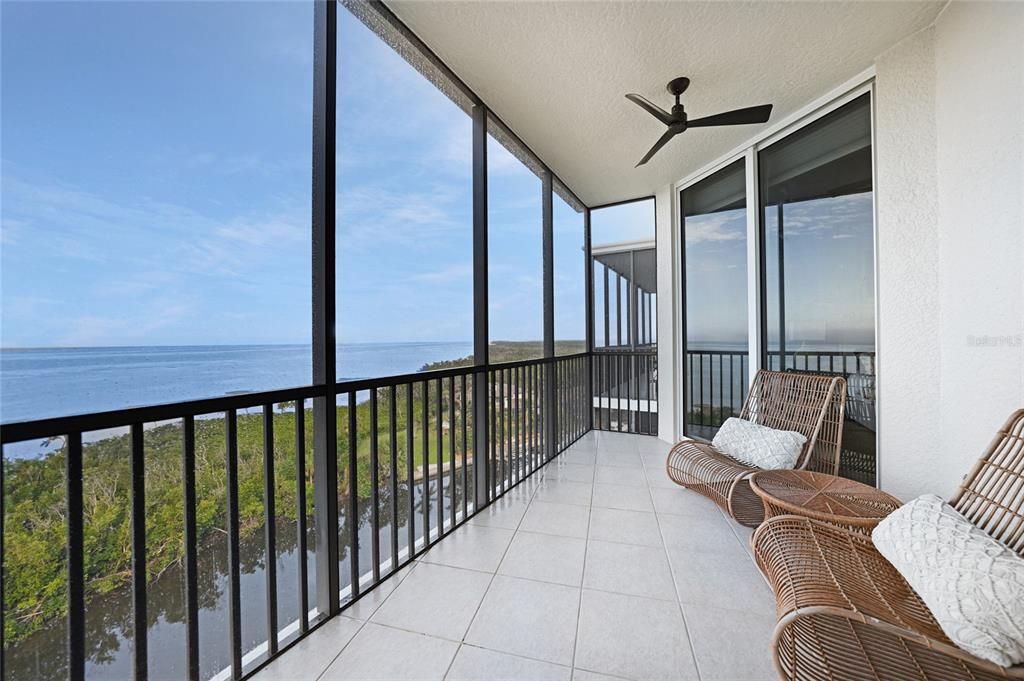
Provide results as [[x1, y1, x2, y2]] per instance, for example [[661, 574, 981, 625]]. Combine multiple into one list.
[[311, 0, 339, 618], [472, 104, 490, 509], [584, 208, 594, 432], [543, 170, 556, 460], [66, 432, 85, 681]]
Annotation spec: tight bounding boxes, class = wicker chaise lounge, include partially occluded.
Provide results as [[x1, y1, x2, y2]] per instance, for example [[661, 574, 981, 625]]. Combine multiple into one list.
[[666, 370, 847, 526], [753, 409, 1024, 681]]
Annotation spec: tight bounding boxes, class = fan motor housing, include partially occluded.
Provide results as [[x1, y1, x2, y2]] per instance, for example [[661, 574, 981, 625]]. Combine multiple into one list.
[[667, 76, 691, 96]]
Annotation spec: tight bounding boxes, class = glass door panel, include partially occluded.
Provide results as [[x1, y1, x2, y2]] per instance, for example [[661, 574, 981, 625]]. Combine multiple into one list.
[[759, 93, 876, 484], [681, 158, 747, 438]]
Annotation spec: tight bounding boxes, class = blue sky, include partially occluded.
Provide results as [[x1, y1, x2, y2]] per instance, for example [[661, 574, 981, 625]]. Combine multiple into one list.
[[2, 1, 867, 354], [1, 2, 588, 350], [591, 200, 656, 248], [2, 1, 313, 347]]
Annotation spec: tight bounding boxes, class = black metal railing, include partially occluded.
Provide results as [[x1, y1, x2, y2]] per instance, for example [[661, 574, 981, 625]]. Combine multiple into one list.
[[555, 354, 589, 451], [685, 349, 750, 435], [336, 366, 478, 612], [486, 359, 541, 498], [0, 354, 593, 681], [768, 350, 877, 484], [2, 384, 324, 681], [683, 348, 877, 484], [591, 350, 658, 435]]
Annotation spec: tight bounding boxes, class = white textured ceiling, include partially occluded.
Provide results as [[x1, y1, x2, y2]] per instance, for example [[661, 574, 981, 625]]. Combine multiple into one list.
[[388, 0, 943, 207]]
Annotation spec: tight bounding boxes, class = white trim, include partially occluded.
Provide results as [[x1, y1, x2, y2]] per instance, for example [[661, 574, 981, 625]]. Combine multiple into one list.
[[592, 396, 658, 413], [869, 80, 881, 488], [674, 66, 876, 191], [592, 239, 657, 255], [744, 146, 761, 385], [670, 73, 879, 476], [670, 185, 685, 441]]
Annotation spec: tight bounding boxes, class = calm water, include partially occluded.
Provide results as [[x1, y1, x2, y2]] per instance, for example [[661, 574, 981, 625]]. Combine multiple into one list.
[[5, 468, 473, 681], [1, 342, 480, 681], [0, 342, 473, 426]]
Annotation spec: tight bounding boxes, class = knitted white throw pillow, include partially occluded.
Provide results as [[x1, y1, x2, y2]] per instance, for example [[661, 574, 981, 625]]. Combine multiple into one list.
[[872, 494, 1024, 667], [711, 417, 806, 470]]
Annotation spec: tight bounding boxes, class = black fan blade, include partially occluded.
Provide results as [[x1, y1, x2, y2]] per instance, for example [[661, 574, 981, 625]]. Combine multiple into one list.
[[636, 127, 680, 167], [625, 93, 675, 126], [687, 104, 773, 128]]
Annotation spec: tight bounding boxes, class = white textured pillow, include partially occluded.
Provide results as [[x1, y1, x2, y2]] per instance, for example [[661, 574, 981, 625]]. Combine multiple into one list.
[[711, 417, 806, 469], [872, 494, 1024, 667]]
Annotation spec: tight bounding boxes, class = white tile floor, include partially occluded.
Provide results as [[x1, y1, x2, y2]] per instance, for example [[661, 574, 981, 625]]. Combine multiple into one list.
[[256, 432, 778, 681]]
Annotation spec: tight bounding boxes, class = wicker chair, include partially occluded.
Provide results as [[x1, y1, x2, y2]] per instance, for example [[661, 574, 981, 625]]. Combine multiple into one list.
[[666, 370, 847, 526], [753, 409, 1024, 681]]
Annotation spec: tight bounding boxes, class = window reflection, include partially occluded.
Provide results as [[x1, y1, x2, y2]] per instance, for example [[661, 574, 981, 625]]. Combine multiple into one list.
[[681, 159, 747, 437], [760, 93, 876, 484]]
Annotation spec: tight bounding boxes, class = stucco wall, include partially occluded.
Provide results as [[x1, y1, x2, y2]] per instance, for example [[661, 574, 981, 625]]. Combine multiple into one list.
[[875, 2, 1024, 500], [874, 25, 944, 499]]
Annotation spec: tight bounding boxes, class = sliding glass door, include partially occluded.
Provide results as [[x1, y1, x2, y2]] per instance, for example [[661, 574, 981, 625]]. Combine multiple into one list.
[[680, 159, 748, 438], [759, 93, 876, 483]]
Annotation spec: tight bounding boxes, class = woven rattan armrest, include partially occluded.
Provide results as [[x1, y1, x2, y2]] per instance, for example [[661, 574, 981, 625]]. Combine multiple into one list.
[[666, 439, 768, 525], [772, 606, 1024, 680]]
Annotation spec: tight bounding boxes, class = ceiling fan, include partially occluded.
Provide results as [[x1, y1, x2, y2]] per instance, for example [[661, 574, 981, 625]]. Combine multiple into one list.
[[626, 77, 773, 167]]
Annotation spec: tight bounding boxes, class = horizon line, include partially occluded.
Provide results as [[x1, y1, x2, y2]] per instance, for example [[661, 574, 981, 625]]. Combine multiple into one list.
[[0, 339, 590, 351]]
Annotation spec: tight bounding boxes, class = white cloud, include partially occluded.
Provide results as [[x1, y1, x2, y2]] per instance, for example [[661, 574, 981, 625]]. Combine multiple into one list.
[[337, 183, 468, 251], [59, 300, 193, 346], [3, 173, 308, 280], [685, 212, 745, 244]]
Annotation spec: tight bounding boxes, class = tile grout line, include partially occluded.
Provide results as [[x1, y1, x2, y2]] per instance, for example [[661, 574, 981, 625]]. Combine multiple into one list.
[[569, 458, 596, 676], [311, 559, 419, 681], [287, 436, 659, 681], [426, 542, 689, 599], [325, 470, 544, 680], [443, 464, 541, 680], [718, 503, 774, 590], [312, 616, 370, 681], [459, 641, 578, 671], [647, 463, 705, 681]]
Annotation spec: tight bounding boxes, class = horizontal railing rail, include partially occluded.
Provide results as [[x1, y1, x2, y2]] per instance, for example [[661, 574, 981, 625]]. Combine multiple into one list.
[[0, 384, 328, 445], [766, 349, 875, 377], [0, 357, 594, 447], [485, 351, 589, 369], [1, 354, 593, 681], [592, 343, 656, 354]]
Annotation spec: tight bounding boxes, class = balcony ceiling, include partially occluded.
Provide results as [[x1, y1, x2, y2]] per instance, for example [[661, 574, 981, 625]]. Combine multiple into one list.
[[387, 0, 943, 207]]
